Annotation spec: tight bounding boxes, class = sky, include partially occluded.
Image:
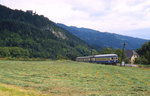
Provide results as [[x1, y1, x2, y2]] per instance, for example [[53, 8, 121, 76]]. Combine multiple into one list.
[[1, 0, 150, 40]]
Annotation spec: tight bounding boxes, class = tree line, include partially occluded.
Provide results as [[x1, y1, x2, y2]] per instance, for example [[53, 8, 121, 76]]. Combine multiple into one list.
[[135, 41, 150, 65]]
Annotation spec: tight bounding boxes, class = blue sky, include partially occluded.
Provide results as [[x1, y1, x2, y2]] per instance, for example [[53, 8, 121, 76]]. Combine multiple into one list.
[[1, 0, 150, 40]]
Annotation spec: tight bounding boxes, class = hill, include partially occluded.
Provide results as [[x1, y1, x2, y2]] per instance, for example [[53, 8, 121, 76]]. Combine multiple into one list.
[[0, 60, 149, 96], [0, 4, 91, 59], [57, 23, 148, 49]]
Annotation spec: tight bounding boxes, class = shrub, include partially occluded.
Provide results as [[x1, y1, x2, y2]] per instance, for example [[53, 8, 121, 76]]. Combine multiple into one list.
[[135, 57, 149, 65]]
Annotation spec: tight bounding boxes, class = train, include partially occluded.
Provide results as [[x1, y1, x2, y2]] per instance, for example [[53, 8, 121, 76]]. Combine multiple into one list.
[[76, 54, 118, 64]]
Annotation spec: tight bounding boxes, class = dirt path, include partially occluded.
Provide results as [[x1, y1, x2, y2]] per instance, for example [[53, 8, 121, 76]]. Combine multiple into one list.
[[124, 64, 139, 67]]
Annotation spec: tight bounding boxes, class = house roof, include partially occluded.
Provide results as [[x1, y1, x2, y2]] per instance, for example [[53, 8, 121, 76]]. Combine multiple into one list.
[[124, 50, 138, 58]]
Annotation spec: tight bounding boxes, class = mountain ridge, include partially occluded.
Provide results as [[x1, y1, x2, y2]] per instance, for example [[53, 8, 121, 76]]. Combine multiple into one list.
[[57, 23, 148, 50]]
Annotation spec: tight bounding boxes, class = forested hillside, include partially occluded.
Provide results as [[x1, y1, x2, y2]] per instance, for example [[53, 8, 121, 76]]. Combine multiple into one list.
[[0, 4, 91, 59], [58, 24, 148, 49]]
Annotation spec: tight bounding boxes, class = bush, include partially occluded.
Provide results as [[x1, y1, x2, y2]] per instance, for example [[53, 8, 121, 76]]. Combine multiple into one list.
[[124, 58, 130, 64], [0, 47, 10, 57], [0, 47, 30, 58], [135, 57, 149, 65]]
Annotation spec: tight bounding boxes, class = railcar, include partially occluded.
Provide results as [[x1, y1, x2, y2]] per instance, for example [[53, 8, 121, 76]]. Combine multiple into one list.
[[76, 54, 118, 64]]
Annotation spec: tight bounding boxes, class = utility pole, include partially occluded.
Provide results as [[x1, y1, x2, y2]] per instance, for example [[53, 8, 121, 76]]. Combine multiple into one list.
[[90, 49, 93, 62], [120, 42, 126, 66]]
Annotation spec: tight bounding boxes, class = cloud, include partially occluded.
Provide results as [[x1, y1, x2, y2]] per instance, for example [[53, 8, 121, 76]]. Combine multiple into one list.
[[1, 0, 150, 39]]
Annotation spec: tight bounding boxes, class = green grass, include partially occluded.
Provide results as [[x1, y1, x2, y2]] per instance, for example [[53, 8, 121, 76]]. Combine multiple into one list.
[[0, 60, 149, 96], [0, 83, 48, 96]]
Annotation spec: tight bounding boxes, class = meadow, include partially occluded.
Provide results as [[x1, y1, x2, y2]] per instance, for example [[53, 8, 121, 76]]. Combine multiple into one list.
[[0, 60, 149, 96]]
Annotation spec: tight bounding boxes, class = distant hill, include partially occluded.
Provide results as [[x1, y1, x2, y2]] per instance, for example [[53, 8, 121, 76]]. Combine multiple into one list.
[[57, 24, 148, 49], [0, 4, 91, 59]]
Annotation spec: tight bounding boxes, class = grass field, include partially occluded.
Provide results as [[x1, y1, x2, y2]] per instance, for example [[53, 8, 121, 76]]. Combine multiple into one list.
[[0, 60, 149, 96]]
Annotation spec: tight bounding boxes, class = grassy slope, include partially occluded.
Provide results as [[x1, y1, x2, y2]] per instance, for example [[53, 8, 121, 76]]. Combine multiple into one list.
[[0, 60, 149, 96]]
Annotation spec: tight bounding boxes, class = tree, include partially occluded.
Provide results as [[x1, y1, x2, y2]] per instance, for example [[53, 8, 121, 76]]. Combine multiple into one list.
[[0, 47, 29, 58], [0, 47, 10, 57], [136, 41, 150, 64]]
